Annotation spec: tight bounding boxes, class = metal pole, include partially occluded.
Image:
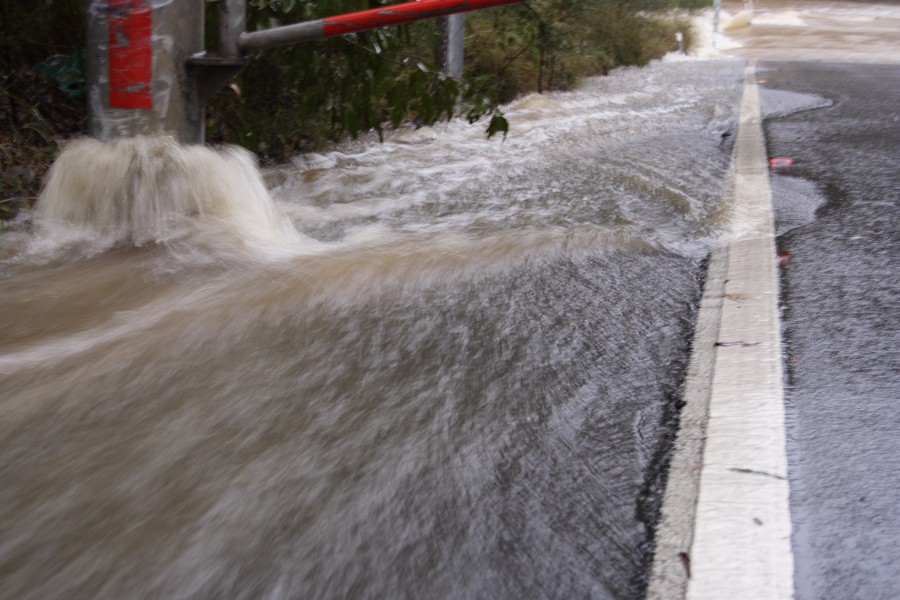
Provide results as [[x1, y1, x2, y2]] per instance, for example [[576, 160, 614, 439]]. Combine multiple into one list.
[[219, 0, 246, 59], [238, 0, 519, 54], [437, 13, 464, 80], [87, 0, 205, 143], [445, 13, 465, 81]]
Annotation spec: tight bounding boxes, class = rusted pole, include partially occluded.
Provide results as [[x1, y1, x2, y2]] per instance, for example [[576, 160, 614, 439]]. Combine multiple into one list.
[[438, 14, 465, 81]]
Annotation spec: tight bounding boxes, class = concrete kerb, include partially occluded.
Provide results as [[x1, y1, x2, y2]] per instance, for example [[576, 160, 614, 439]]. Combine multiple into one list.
[[646, 63, 794, 600]]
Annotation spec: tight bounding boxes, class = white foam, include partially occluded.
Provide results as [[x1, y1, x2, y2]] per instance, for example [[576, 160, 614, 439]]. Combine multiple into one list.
[[753, 10, 806, 27], [33, 136, 317, 261]]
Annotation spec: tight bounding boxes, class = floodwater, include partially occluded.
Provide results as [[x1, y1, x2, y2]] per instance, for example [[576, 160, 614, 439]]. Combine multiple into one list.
[[694, 0, 900, 65], [0, 60, 747, 598]]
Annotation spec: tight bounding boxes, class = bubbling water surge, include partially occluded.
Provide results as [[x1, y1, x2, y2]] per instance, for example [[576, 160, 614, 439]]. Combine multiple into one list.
[[33, 136, 307, 259]]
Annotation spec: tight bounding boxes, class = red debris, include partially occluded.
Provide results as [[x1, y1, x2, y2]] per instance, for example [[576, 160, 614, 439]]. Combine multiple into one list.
[[679, 552, 692, 578], [769, 157, 794, 169], [778, 250, 791, 267]]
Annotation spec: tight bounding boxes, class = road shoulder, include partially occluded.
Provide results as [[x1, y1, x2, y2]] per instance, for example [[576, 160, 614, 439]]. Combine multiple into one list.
[[646, 64, 793, 600]]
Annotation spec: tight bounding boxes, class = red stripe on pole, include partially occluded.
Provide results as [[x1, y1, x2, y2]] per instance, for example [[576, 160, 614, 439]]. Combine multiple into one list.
[[108, 0, 152, 109], [322, 0, 520, 37]]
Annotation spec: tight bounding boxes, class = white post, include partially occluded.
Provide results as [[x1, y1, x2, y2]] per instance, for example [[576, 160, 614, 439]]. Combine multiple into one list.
[[438, 14, 465, 81]]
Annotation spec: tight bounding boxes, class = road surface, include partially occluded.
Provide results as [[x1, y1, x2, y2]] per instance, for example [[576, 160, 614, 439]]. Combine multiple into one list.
[[651, 3, 900, 598], [764, 60, 900, 600]]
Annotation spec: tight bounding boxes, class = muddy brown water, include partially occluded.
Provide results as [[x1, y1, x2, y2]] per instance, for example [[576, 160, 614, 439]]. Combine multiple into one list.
[[2, 59, 746, 599]]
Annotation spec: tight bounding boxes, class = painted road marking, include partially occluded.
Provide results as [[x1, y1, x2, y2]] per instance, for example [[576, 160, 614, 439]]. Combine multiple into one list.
[[647, 64, 794, 599]]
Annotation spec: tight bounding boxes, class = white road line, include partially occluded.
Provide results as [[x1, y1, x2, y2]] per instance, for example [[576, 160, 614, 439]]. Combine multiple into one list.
[[647, 64, 794, 599]]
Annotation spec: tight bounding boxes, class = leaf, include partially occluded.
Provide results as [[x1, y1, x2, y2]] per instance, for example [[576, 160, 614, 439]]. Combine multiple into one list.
[[486, 112, 509, 139]]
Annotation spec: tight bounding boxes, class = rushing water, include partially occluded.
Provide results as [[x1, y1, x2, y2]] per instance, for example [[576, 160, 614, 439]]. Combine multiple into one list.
[[0, 59, 745, 599]]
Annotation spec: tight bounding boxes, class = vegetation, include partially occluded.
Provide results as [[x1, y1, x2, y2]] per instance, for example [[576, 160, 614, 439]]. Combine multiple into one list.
[[1, 0, 86, 223], [1, 0, 704, 224]]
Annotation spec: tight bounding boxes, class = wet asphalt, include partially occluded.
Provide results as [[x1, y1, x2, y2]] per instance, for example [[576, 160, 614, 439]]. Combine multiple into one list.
[[760, 61, 900, 600]]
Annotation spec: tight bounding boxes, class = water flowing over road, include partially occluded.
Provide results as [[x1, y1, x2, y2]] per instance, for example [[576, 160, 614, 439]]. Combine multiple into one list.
[[0, 60, 748, 599]]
